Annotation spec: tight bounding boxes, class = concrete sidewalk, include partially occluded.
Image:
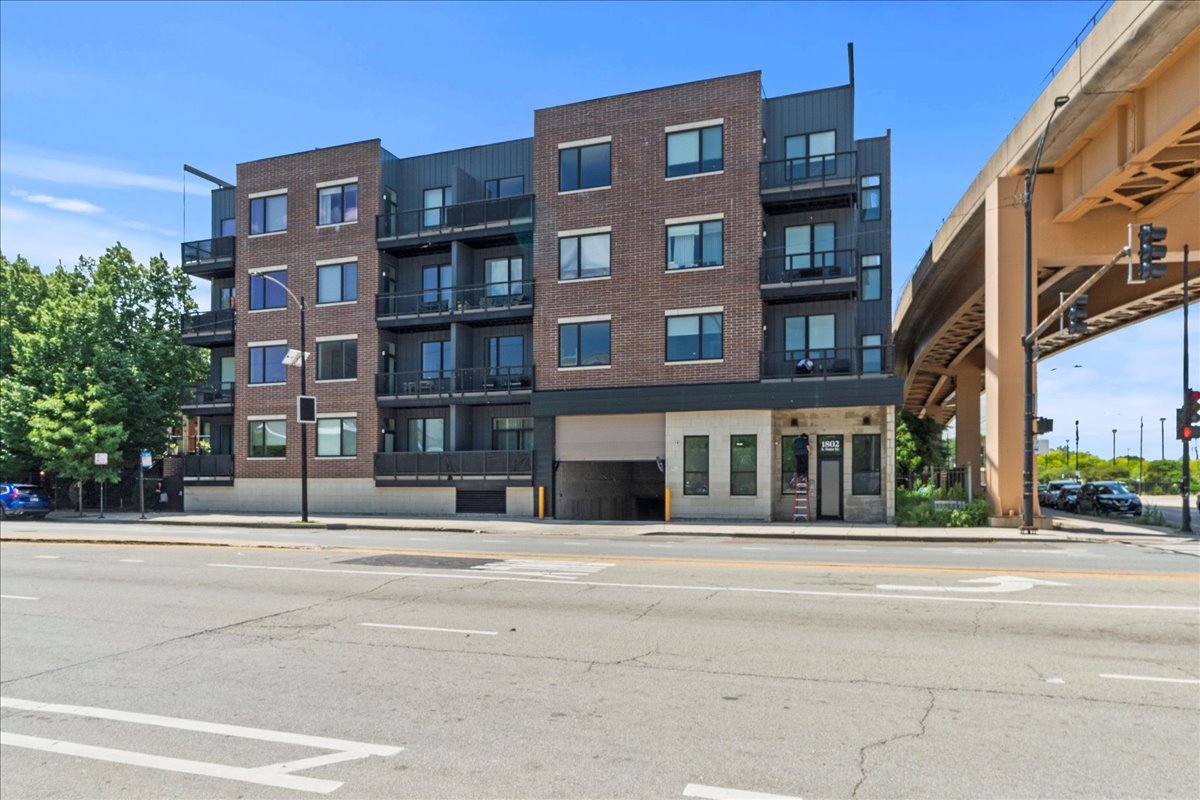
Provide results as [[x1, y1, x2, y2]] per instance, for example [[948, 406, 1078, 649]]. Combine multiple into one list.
[[4, 508, 1191, 546]]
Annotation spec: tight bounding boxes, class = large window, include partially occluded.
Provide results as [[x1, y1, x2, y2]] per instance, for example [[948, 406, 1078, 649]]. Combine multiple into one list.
[[683, 436, 709, 496], [249, 345, 287, 384], [861, 174, 882, 221], [317, 262, 357, 304], [317, 417, 357, 457], [249, 194, 287, 235], [861, 334, 883, 374], [785, 131, 836, 179], [559, 320, 611, 368], [861, 255, 882, 301], [485, 257, 524, 297], [316, 338, 357, 381], [493, 417, 533, 451], [220, 217, 235, 237], [317, 183, 358, 226], [730, 435, 757, 496], [666, 125, 723, 177], [423, 187, 452, 227], [785, 314, 836, 359], [666, 312, 722, 362], [485, 176, 524, 198], [667, 220, 723, 270], [249, 270, 288, 310], [249, 420, 286, 458], [487, 335, 524, 369], [422, 264, 453, 310], [559, 142, 611, 192], [409, 418, 445, 452], [421, 340, 452, 379], [853, 434, 881, 495], [559, 232, 611, 281], [785, 223, 836, 271]]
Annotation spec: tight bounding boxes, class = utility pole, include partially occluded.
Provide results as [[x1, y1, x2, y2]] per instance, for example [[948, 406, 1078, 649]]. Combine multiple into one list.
[[1112, 429, 1117, 464], [1074, 420, 1080, 475], [1160, 417, 1166, 461], [1183, 244, 1191, 534], [1139, 416, 1144, 492]]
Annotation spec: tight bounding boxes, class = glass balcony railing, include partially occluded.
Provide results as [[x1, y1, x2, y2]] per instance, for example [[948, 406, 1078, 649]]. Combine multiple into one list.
[[180, 309, 235, 341], [181, 236, 235, 271], [376, 280, 534, 321], [760, 345, 894, 380], [760, 248, 857, 286], [376, 194, 534, 241], [374, 450, 532, 481], [180, 382, 235, 409], [760, 152, 856, 193], [375, 366, 534, 399]]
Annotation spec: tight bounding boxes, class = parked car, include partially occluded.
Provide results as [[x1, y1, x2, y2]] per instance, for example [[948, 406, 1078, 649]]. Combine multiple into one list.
[[0, 483, 51, 519], [1056, 485, 1082, 512], [1042, 480, 1081, 510], [1078, 481, 1143, 516]]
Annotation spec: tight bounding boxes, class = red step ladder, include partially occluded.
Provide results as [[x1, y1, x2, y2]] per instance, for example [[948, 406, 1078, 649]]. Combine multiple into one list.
[[793, 474, 811, 522]]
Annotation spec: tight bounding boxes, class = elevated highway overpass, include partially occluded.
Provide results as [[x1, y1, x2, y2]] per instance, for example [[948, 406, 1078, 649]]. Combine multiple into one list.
[[894, 1, 1200, 521]]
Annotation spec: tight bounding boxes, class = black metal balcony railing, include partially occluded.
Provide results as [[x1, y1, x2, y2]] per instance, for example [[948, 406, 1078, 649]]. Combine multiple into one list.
[[181, 309, 236, 339], [376, 194, 534, 241], [760, 152, 856, 193], [180, 382, 235, 407], [376, 280, 534, 320], [760, 345, 894, 381], [760, 248, 857, 286], [182, 454, 234, 480], [374, 450, 532, 481], [376, 366, 534, 399], [181, 236, 235, 266]]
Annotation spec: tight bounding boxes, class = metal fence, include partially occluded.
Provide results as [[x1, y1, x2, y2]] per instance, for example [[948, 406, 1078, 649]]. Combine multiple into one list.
[[374, 450, 532, 481], [376, 194, 534, 240], [376, 280, 534, 319]]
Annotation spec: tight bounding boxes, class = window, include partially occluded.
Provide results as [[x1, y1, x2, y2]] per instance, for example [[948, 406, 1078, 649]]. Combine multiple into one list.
[[409, 418, 444, 452], [861, 334, 883, 374], [683, 436, 709, 496], [249, 270, 288, 310], [249, 420, 286, 458], [317, 183, 358, 226], [730, 435, 757, 496], [485, 257, 524, 296], [666, 125, 723, 177], [487, 335, 524, 369], [422, 264, 453, 309], [559, 232, 611, 281], [785, 131, 836, 179], [785, 223, 836, 271], [853, 434, 882, 495], [666, 312, 722, 361], [220, 218, 235, 237], [317, 417, 357, 457], [485, 176, 525, 198], [493, 417, 533, 451], [249, 194, 287, 235], [249, 345, 287, 384], [421, 340, 452, 379], [780, 435, 798, 493], [861, 255, 882, 301], [861, 175, 882, 221], [784, 314, 836, 359], [316, 339, 357, 381], [219, 356, 235, 386], [217, 285, 235, 310], [666, 220, 722, 270], [559, 320, 611, 367], [423, 187, 451, 227], [317, 262, 357, 304], [559, 142, 611, 192]]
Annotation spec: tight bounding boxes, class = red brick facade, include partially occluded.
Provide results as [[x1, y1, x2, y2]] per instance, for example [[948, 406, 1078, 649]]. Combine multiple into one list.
[[532, 72, 764, 390]]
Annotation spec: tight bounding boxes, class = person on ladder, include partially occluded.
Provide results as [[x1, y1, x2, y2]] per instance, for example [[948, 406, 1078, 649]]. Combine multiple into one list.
[[794, 432, 812, 521]]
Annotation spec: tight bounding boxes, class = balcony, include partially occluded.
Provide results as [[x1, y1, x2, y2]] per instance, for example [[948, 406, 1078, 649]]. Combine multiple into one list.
[[760, 152, 856, 212], [374, 449, 532, 486], [376, 194, 534, 252], [181, 309, 235, 346], [180, 382, 234, 415], [376, 366, 534, 406], [181, 236, 235, 279], [376, 280, 534, 328], [181, 454, 234, 486], [760, 248, 857, 300], [760, 345, 894, 381]]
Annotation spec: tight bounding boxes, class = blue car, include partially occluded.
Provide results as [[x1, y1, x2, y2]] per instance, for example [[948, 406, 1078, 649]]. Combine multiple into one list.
[[0, 483, 51, 519]]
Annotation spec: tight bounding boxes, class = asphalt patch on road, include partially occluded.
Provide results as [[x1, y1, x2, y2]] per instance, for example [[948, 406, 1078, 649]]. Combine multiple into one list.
[[337, 554, 496, 569]]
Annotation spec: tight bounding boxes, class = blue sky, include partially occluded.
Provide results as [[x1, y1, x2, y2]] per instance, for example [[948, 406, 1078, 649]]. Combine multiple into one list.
[[0, 0, 1192, 459]]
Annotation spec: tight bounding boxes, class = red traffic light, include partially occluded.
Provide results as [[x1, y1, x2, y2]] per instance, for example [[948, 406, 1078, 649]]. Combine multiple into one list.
[[1186, 426, 1194, 440]]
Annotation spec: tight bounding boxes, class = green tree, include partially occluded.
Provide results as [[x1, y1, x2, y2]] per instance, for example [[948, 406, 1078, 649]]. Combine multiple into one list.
[[896, 410, 949, 476], [0, 254, 49, 477]]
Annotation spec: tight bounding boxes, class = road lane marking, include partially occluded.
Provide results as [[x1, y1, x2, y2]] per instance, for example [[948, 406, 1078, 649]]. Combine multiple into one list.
[[361, 623, 498, 636], [648, 544, 673, 548], [876, 576, 1071, 594], [468, 559, 614, 580], [119, 559, 144, 563], [741, 546, 770, 551], [33, 555, 59, 559], [207, 563, 1197, 611], [1099, 673, 1200, 684], [837, 548, 869, 552], [0, 594, 38, 601], [684, 783, 803, 800], [408, 537, 430, 541]]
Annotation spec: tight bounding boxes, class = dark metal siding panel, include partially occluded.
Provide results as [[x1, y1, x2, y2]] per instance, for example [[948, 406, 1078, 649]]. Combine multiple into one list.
[[386, 328, 454, 372], [211, 187, 235, 237], [470, 402, 532, 450], [456, 489, 507, 514], [390, 139, 533, 211], [762, 86, 855, 163], [380, 407, 450, 452], [853, 136, 892, 343], [765, 300, 859, 350], [533, 416, 556, 516], [468, 323, 533, 366], [763, 207, 855, 252]]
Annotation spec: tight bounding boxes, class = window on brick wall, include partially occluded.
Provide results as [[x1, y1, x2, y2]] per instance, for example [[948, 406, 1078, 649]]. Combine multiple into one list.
[[249, 270, 288, 310], [249, 194, 287, 235], [316, 417, 357, 457], [559, 142, 611, 192], [316, 339, 357, 381], [249, 420, 286, 458], [559, 320, 611, 368], [317, 183, 358, 226], [559, 232, 611, 280], [666, 313, 722, 362], [317, 262, 357, 304], [666, 125, 723, 177], [249, 345, 287, 384], [667, 220, 722, 270]]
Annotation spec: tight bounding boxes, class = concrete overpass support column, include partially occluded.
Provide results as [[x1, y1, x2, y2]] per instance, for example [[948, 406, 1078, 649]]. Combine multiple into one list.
[[952, 354, 983, 496], [984, 175, 1029, 520]]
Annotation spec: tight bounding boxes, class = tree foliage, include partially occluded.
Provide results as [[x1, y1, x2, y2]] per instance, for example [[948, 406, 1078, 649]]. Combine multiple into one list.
[[1037, 448, 1198, 493], [0, 246, 206, 482], [896, 410, 950, 476]]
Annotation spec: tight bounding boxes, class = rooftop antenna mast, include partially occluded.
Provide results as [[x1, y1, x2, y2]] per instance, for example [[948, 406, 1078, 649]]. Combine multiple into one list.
[[847, 42, 855, 87]]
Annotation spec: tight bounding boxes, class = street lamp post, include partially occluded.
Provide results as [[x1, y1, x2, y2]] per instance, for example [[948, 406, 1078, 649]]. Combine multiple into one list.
[[1160, 417, 1166, 461], [1112, 428, 1117, 464], [1022, 95, 1071, 533], [1074, 419, 1080, 475], [258, 274, 310, 523]]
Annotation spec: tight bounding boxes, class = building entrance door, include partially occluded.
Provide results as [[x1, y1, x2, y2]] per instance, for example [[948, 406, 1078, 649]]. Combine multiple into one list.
[[817, 434, 843, 520]]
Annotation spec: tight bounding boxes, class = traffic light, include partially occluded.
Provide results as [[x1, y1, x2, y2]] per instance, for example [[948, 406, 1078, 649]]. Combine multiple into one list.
[[1067, 294, 1088, 335], [1190, 388, 1200, 428], [1036, 417, 1054, 434], [1138, 224, 1168, 280], [1176, 391, 1200, 440]]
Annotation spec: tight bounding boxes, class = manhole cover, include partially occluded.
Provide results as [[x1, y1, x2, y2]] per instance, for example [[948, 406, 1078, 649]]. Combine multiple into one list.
[[337, 554, 496, 569]]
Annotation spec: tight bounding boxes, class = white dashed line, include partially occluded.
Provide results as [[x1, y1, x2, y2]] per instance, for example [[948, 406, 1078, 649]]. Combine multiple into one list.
[[1, 594, 39, 601], [684, 783, 803, 800], [361, 622, 499, 636], [119, 559, 144, 563], [33, 555, 59, 560], [741, 546, 770, 551], [1099, 673, 1200, 685]]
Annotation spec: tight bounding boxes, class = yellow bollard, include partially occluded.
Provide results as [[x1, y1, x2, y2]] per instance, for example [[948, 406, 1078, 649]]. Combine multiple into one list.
[[538, 486, 545, 520], [664, 487, 671, 522]]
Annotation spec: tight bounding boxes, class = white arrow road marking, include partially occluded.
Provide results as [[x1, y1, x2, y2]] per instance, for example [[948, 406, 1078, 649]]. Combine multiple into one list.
[[361, 623, 498, 636], [876, 575, 1072, 594], [1099, 673, 1200, 685], [0, 595, 39, 601], [684, 783, 803, 800]]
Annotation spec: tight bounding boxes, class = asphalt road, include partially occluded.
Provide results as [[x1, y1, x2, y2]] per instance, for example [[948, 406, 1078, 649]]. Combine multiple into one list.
[[2, 527, 1197, 799]]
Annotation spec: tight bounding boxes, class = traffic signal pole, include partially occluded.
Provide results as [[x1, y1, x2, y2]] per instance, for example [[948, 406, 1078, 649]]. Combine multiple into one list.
[[1183, 244, 1191, 534]]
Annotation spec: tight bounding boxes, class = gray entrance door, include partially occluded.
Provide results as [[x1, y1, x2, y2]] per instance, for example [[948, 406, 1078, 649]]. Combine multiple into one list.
[[819, 459, 842, 518]]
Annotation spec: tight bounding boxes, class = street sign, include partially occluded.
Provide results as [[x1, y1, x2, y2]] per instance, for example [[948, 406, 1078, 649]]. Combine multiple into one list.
[[94, 453, 108, 466], [140, 450, 153, 469], [297, 395, 316, 424]]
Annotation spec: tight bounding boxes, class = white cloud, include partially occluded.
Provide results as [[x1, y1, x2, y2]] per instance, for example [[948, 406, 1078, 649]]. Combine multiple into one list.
[[0, 141, 211, 196], [0, 201, 176, 270], [11, 188, 104, 214]]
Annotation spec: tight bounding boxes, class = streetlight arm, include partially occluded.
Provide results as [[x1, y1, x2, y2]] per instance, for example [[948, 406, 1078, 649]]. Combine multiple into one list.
[[1024, 96, 1070, 209], [257, 272, 305, 310]]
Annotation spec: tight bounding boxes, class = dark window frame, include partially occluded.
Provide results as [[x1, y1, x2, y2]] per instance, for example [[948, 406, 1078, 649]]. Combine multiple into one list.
[[220, 217, 236, 237], [249, 269, 288, 311], [559, 142, 612, 192], [665, 125, 724, 178], [861, 334, 883, 374], [316, 262, 357, 305], [485, 176, 525, 199], [248, 419, 286, 458], [249, 193, 287, 235], [861, 174, 882, 221], [730, 434, 757, 497], [666, 219, 723, 271], [784, 130, 837, 179], [558, 232, 612, 281], [485, 256, 524, 296], [492, 417, 534, 451], [665, 312, 723, 362], [784, 222, 837, 271], [486, 334, 525, 369], [316, 416, 357, 458], [316, 182, 358, 226], [558, 320, 612, 368], [683, 435, 710, 496], [783, 313, 836, 359], [860, 254, 882, 301], [316, 338, 357, 382], [408, 417, 445, 452], [248, 344, 288, 385], [852, 434, 882, 495]]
